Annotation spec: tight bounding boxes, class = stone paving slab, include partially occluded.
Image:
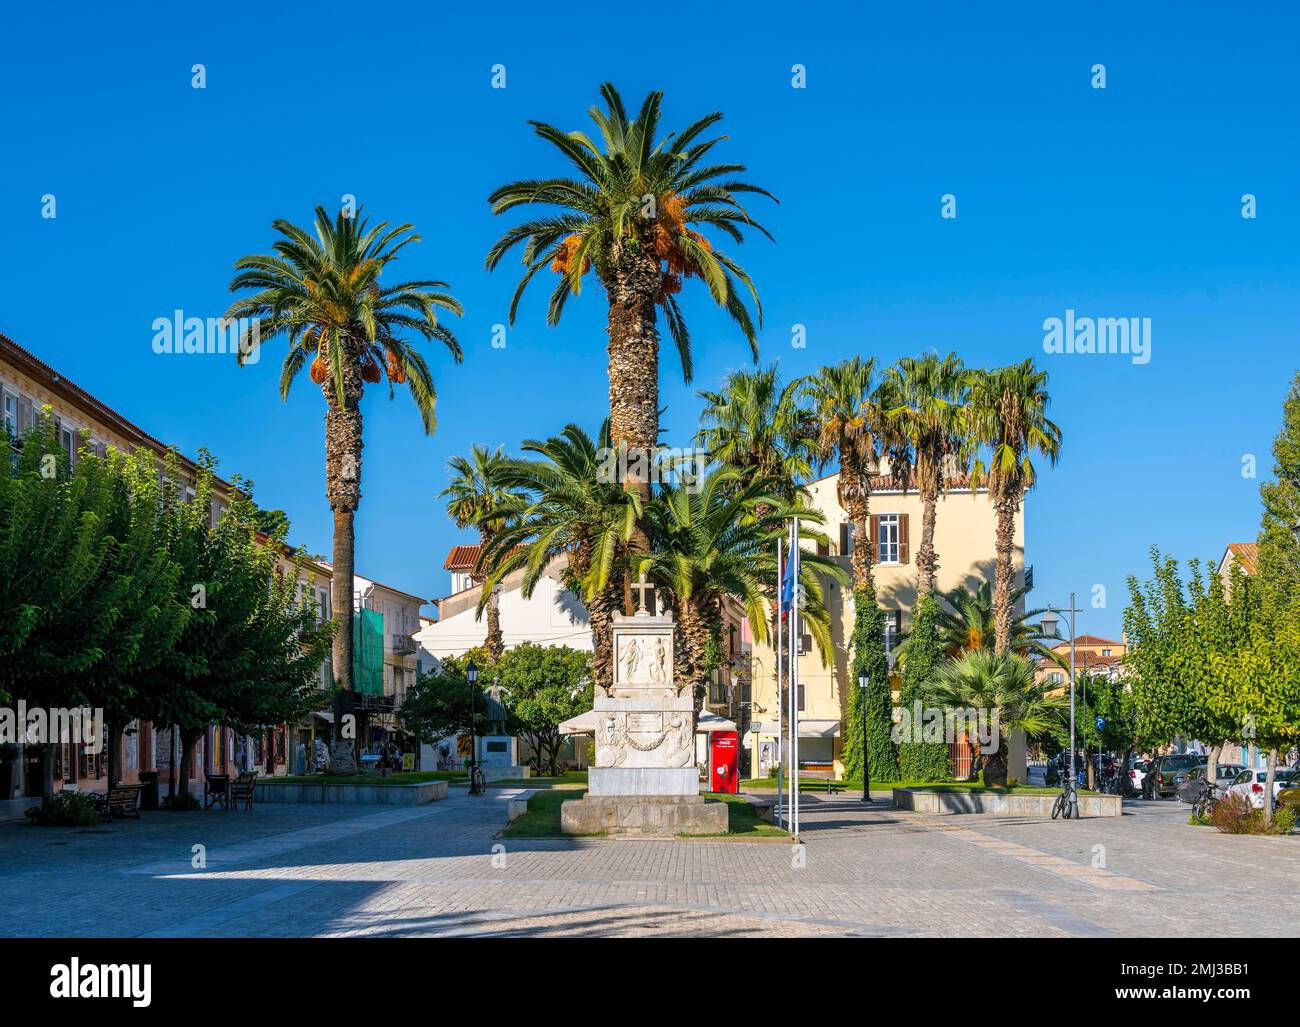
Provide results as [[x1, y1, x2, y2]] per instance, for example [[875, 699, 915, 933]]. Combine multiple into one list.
[[0, 789, 1296, 937]]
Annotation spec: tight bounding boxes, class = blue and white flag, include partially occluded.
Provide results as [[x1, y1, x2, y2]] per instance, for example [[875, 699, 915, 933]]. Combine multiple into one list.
[[780, 525, 799, 618]]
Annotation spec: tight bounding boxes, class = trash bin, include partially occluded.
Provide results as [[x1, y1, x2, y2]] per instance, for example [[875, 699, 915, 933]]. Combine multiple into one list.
[[138, 771, 160, 811]]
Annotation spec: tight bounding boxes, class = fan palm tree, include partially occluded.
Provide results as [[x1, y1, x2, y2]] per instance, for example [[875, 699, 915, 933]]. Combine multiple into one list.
[[696, 363, 812, 508], [925, 580, 1063, 664], [476, 423, 639, 690], [965, 360, 1062, 655], [225, 206, 464, 771], [486, 83, 775, 528], [632, 467, 845, 703], [440, 446, 518, 664], [881, 352, 971, 596], [923, 649, 1069, 786]]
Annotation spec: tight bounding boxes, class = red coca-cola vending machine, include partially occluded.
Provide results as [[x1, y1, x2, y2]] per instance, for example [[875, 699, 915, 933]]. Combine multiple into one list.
[[710, 731, 739, 794]]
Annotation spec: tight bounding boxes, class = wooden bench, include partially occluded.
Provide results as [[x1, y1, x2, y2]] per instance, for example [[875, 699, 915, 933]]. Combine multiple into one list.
[[95, 784, 143, 821], [204, 773, 230, 812], [230, 771, 257, 811]]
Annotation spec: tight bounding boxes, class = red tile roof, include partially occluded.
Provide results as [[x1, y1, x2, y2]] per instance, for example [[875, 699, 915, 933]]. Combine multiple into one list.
[[1222, 542, 1258, 575], [444, 544, 485, 572]]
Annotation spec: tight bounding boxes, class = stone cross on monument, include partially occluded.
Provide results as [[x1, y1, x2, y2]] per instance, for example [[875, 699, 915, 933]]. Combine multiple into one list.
[[631, 571, 654, 615]]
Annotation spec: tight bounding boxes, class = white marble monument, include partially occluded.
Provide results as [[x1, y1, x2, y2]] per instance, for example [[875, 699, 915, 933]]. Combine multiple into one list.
[[562, 584, 727, 835]]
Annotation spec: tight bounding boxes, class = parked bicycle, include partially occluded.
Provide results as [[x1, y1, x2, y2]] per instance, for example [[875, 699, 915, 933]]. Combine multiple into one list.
[[1052, 775, 1078, 819], [1190, 776, 1219, 821]]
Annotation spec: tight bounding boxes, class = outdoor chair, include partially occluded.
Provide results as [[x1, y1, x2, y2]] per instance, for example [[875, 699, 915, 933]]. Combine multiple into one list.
[[203, 773, 230, 811]]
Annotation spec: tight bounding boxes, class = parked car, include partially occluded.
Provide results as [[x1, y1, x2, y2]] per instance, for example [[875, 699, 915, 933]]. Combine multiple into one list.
[[1143, 753, 1203, 799], [1130, 758, 1150, 794], [1225, 767, 1298, 810]]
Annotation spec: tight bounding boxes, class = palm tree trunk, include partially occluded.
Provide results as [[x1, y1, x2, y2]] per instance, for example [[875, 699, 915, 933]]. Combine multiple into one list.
[[841, 461, 875, 594], [324, 374, 363, 775], [604, 248, 661, 580], [917, 487, 939, 596], [479, 527, 505, 663], [992, 488, 1019, 656]]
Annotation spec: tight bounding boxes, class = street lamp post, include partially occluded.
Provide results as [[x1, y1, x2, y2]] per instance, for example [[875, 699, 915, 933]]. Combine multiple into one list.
[[1040, 593, 1081, 818], [858, 671, 872, 803], [466, 660, 481, 795]]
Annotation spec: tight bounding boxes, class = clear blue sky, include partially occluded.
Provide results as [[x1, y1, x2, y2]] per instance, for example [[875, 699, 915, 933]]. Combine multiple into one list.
[[2, 2, 1297, 638]]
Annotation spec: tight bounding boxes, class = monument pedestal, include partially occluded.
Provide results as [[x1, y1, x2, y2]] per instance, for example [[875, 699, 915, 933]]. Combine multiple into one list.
[[560, 605, 727, 837], [561, 793, 728, 837]]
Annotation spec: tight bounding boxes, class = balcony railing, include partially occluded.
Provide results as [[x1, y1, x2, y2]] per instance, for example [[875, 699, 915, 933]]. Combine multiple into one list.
[[390, 635, 418, 655]]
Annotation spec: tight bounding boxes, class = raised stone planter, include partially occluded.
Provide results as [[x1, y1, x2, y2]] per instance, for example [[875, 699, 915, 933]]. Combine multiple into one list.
[[507, 789, 537, 822], [257, 779, 449, 805], [893, 787, 1122, 817], [561, 794, 728, 837]]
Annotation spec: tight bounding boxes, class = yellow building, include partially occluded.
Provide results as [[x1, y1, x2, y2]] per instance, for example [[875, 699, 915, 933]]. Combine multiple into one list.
[[747, 467, 1025, 781]]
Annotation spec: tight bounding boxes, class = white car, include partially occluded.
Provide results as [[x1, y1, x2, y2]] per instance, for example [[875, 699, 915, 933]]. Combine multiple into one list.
[[1225, 767, 1297, 809], [1129, 758, 1150, 794]]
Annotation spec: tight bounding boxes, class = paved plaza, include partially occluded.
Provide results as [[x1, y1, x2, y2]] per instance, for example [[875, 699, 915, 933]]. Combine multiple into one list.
[[1, 790, 1297, 937]]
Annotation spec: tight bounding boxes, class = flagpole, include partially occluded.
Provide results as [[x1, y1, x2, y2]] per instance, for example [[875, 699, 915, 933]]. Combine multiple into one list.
[[775, 536, 784, 830], [785, 520, 795, 842]]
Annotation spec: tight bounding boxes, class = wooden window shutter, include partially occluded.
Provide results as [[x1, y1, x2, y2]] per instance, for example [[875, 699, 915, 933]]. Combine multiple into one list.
[[839, 522, 849, 555], [817, 538, 829, 557], [869, 515, 881, 564], [899, 513, 910, 564]]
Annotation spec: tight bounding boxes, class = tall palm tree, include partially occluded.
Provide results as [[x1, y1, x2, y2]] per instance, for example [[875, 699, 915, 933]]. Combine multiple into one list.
[[966, 360, 1062, 655], [924, 649, 1069, 786], [802, 357, 902, 780], [882, 352, 971, 596], [696, 363, 812, 507], [632, 467, 844, 703], [486, 83, 775, 534], [476, 423, 639, 691], [225, 206, 463, 771], [802, 357, 887, 593], [440, 445, 518, 664]]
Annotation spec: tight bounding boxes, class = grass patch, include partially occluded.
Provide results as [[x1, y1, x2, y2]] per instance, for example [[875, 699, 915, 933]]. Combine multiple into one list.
[[689, 793, 789, 838], [501, 788, 591, 838], [260, 771, 464, 787], [500, 788, 788, 839], [478, 770, 588, 789]]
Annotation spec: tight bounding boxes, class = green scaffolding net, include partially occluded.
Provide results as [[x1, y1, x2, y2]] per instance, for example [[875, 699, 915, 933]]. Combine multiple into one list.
[[353, 608, 385, 695]]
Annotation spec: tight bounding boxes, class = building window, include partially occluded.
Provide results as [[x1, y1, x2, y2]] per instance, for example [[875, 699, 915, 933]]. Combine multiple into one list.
[[797, 683, 805, 711], [878, 514, 900, 564], [882, 610, 901, 654], [1101, 649, 1112, 657]]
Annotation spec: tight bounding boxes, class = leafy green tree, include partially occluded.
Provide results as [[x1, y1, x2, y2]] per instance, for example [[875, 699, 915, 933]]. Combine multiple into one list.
[[966, 361, 1061, 654], [897, 593, 951, 781], [141, 453, 332, 797], [1123, 550, 1248, 790], [401, 649, 492, 751], [253, 507, 292, 538], [495, 643, 593, 775], [1, 417, 128, 797], [924, 650, 1068, 787], [1255, 371, 1300, 602], [226, 205, 463, 773], [81, 445, 189, 786]]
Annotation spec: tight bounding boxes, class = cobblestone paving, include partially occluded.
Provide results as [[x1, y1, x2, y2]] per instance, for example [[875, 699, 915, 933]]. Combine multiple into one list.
[[1, 791, 1296, 937]]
